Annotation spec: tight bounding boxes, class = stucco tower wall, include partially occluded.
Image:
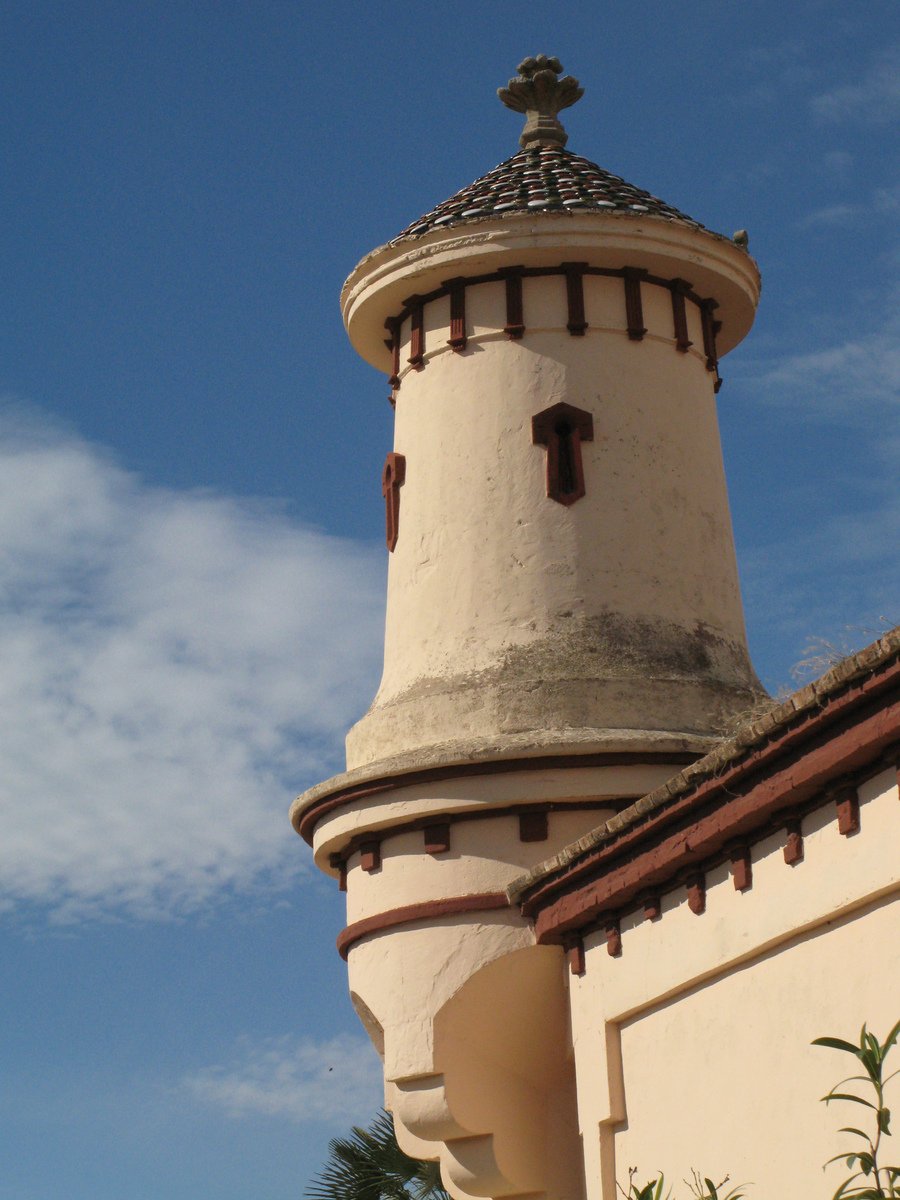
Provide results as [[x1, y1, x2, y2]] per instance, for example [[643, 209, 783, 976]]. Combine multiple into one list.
[[342, 216, 764, 774]]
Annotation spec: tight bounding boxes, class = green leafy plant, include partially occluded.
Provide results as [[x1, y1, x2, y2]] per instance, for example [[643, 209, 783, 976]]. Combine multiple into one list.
[[618, 1169, 672, 1200], [306, 1109, 450, 1200], [618, 1168, 745, 1200], [814, 1020, 900, 1199], [683, 1170, 746, 1200]]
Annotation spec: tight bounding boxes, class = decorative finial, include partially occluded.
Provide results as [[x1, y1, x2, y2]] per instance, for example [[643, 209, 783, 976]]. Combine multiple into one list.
[[732, 229, 749, 247], [498, 55, 584, 149]]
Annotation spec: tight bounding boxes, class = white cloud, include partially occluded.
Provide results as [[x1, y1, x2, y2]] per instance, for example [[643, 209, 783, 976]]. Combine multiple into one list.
[[183, 1033, 383, 1125], [0, 406, 384, 921], [748, 327, 900, 414], [822, 149, 853, 174], [798, 202, 860, 228], [800, 183, 900, 228], [735, 274, 900, 418], [874, 184, 900, 215], [811, 46, 900, 123]]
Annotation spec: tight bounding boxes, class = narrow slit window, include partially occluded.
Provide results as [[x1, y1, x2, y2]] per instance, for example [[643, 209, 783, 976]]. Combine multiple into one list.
[[554, 418, 577, 497]]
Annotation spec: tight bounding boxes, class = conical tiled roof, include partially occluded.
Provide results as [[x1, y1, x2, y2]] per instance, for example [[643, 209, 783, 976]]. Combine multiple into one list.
[[393, 143, 710, 243]]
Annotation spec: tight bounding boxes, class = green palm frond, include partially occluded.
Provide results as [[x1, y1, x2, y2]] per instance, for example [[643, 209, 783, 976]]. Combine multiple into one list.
[[307, 1110, 450, 1200]]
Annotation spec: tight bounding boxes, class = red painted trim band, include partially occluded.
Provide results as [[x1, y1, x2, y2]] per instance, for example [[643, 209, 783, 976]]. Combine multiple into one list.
[[336, 892, 509, 959]]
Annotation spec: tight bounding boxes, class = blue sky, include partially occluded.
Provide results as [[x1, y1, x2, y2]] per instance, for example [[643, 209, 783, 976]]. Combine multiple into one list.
[[1, 3, 898, 1197]]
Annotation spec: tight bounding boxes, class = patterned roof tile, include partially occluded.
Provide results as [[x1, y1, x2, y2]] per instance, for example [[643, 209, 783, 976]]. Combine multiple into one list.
[[393, 144, 710, 242]]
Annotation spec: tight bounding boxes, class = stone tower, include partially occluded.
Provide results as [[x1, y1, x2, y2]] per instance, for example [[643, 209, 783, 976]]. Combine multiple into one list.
[[293, 58, 763, 1200]]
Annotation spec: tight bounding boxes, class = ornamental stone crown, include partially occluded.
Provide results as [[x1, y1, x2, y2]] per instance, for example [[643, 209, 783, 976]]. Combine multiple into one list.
[[498, 54, 584, 148]]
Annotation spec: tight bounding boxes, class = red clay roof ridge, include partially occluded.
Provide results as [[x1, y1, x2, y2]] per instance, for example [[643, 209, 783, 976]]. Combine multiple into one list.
[[507, 626, 900, 902]]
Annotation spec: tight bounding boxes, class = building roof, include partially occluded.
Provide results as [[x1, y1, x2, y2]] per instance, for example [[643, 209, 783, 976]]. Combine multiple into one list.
[[393, 143, 710, 243], [508, 625, 900, 913]]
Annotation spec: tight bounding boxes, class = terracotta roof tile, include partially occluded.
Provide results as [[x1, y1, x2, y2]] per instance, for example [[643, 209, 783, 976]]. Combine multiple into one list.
[[392, 144, 710, 243], [506, 625, 900, 902]]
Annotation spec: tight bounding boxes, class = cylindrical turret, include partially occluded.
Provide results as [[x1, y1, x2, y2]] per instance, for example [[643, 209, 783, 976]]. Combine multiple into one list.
[[292, 59, 766, 1200], [340, 153, 763, 779]]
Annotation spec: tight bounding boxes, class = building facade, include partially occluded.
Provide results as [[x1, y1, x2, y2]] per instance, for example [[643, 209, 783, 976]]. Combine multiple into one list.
[[293, 57, 900, 1200]]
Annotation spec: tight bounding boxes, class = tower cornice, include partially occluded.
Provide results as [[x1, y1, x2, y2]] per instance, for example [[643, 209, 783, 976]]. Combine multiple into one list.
[[342, 212, 760, 372]]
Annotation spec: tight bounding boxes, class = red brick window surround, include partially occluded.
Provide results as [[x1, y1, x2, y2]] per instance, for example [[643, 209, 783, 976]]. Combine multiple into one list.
[[531, 402, 594, 506], [382, 452, 406, 552]]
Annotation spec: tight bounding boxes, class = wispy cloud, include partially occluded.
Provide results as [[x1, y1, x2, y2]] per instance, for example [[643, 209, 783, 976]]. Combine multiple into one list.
[[798, 202, 859, 228], [811, 45, 900, 123], [799, 182, 900, 228], [732, 266, 899, 685], [735, 39, 814, 107], [183, 1034, 383, 1125], [822, 149, 853, 174], [0, 406, 384, 922], [736, 269, 900, 418], [742, 493, 900, 688], [747, 325, 900, 414]]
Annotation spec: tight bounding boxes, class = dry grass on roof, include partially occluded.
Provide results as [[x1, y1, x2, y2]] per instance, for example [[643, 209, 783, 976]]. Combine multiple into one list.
[[507, 625, 900, 902]]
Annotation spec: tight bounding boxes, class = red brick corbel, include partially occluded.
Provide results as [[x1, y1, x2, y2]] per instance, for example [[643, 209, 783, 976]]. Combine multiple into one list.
[[444, 278, 467, 352], [565, 935, 586, 975], [622, 267, 648, 340], [642, 896, 662, 922], [359, 840, 381, 873], [423, 822, 451, 855], [499, 267, 525, 339], [384, 317, 402, 398], [562, 262, 588, 335], [329, 852, 348, 893], [519, 810, 549, 843], [686, 873, 706, 915], [381, 452, 406, 552], [729, 844, 753, 892], [605, 921, 622, 957], [700, 300, 719, 371], [669, 279, 693, 352], [783, 818, 804, 866], [405, 297, 425, 369], [712, 319, 723, 392], [834, 785, 860, 836]]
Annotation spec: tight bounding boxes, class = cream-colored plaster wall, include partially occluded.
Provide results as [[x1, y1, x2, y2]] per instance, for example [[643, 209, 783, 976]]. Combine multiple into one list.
[[352, 925, 584, 1200], [347, 269, 760, 771], [310, 210, 766, 1200], [568, 768, 900, 1200], [344, 808, 613, 922]]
